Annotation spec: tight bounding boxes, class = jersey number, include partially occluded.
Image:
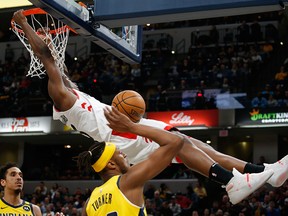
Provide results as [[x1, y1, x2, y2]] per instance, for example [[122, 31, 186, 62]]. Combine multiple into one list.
[[107, 212, 118, 216]]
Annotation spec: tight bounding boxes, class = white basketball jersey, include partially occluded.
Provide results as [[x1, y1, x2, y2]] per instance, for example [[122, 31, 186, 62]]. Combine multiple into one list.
[[53, 89, 177, 164]]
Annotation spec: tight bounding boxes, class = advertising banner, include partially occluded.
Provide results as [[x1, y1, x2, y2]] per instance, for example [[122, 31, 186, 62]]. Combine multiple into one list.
[[0, 117, 52, 133], [146, 109, 218, 127], [235, 108, 288, 126]]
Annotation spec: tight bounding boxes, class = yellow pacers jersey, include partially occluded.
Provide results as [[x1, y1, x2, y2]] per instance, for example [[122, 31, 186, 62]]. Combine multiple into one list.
[[0, 198, 34, 216], [86, 175, 147, 216]]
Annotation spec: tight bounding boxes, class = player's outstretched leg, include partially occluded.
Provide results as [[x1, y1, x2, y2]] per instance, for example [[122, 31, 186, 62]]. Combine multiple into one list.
[[226, 168, 274, 205], [176, 140, 276, 205], [190, 137, 288, 187]]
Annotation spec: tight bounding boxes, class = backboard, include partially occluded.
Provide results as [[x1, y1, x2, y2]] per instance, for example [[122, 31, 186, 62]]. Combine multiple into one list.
[[28, 0, 142, 64], [93, 0, 286, 27]]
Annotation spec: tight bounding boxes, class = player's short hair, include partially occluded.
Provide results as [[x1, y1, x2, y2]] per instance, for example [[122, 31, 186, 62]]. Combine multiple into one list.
[[0, 162, 19, 180], [0, 162, 19, 189]]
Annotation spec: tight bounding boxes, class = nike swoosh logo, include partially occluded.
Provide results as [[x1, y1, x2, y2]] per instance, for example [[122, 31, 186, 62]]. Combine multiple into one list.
[[1, 207, 7, 209]]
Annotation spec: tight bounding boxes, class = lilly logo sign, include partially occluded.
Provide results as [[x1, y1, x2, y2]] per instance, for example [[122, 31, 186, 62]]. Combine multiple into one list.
[[146, 110, 218, 127], [169, 112, 195, 126]]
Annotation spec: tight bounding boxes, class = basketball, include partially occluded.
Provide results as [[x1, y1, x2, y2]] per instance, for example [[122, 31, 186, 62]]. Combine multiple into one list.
[[112, 90, 146, 123]]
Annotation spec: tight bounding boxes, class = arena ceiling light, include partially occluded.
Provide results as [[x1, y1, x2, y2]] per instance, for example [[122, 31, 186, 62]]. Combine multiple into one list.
[[0, 0, 32, 9]]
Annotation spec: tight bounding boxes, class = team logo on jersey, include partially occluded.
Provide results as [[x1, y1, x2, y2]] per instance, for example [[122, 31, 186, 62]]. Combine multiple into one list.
[[81, 102, 92, 112], [23, 205, 31, 211], [60, 115, 68, 124]]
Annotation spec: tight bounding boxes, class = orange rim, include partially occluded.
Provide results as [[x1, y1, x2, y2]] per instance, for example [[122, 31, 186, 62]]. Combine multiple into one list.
[[22, 7, 47, 16], [11, 8, 77, 34]]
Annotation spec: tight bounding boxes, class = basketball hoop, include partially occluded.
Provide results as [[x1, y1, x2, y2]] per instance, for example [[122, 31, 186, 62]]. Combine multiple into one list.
[[11, 8, 74, 78]]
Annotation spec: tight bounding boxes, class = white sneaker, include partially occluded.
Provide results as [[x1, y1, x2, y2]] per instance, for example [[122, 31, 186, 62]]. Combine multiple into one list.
[[265, 155, 288, 187], [226, 168, 274, 205]]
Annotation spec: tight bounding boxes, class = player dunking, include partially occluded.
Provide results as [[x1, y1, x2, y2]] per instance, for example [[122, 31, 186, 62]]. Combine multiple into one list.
[[12, 9, 287, 204]]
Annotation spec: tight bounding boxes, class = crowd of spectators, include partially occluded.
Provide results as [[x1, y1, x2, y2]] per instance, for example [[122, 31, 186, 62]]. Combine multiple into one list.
[[1, 10, 288, 116], [146, 42, 288, 111], [1, 38, 287, 116], [9, 177, 288, 216], [251, 65, 288, 109]]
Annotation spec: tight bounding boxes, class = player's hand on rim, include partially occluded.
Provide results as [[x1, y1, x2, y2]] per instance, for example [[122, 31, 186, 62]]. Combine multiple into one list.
[[13, 9, 27, 25]]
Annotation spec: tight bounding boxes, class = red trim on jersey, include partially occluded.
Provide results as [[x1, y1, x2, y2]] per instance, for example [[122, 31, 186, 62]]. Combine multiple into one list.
[[112, 130, 137, 139], [53, 106, 60, 112], [175, 156, 183, 163], [164, 125, 173, 131], [72, 89, 80, 99]]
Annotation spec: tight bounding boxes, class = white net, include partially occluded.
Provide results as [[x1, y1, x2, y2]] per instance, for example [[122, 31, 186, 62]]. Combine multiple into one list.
[[11, 9, 70, 78]]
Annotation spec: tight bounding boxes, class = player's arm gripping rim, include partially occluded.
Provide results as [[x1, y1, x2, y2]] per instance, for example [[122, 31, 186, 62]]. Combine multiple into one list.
[[12, 9, 76, 111]]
